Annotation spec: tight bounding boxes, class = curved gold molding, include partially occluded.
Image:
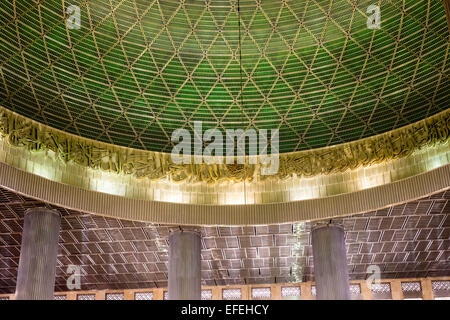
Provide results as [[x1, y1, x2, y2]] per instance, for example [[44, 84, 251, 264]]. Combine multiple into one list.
[[0, 160, 448, 225], [0, 107, 448, 223], [0, 106, 449, 183]]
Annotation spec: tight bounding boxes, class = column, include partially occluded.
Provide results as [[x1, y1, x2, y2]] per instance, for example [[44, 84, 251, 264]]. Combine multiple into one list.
[[168, 230, 201, 300], [15, 207, 61, 300], [311, 223, 350, 300]]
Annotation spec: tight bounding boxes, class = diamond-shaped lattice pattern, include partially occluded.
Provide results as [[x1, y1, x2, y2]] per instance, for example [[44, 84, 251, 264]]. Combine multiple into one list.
[[201, 290, 213, 300], [251, 287, 271, 299], [54, 295, 67, 300], [432, 281, 450, 291], [401, 281, 422, 299], [371, 283, 392, 300], [350, 284, 361, 295], [371, 283, 391, 293], [77, 294, 95, 300], [349, 283, 362, 300], [401, 282, 421, 292], [281, 286, 301, 298], [106, 293, 124, 300], [432, 281, 450, 299], [223, 289, 242, 300], [135, 292, 154, 300], [0, 1, 448, 154]]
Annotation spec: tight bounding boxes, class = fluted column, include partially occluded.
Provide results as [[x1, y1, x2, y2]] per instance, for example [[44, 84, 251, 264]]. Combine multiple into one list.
[[168, 230, 201, 300], [15, 207, 61, 300], [311, 223, 350, 300]]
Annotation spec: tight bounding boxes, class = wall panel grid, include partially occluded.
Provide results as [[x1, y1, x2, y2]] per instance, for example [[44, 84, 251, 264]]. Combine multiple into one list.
[[1, 277, 448, 300]]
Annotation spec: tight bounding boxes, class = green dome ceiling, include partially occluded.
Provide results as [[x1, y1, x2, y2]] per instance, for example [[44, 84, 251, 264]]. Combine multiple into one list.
[[0, 0, 448, 153]]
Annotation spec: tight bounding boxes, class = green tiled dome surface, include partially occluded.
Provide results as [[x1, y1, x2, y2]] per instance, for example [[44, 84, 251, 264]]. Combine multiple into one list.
[[0, 0, 448, 153]]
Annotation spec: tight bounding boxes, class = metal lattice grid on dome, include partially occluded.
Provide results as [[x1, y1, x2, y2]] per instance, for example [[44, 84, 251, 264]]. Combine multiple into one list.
[[222, 288, 242, 300], [134, 292, 154, 300], [106, 292, 124, 300], [0, 0, 448, 154]]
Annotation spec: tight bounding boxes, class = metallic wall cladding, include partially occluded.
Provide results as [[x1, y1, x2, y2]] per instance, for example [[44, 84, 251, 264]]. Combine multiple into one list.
[[0, 185, 448, 293]]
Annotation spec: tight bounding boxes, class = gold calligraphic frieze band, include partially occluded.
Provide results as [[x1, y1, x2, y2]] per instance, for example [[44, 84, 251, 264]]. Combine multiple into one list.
[[0, 106, 449, 184]]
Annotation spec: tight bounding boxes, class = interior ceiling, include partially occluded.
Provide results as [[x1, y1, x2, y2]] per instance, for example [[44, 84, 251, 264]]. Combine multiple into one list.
[[0, 185, 447, 293], [0, 0, 449, 153]]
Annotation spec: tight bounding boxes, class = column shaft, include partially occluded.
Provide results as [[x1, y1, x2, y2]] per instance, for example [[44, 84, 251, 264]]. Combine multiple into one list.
[[15, 208, 61, 300], [168, 230, 201, 300], [311, 224, 350, 300]]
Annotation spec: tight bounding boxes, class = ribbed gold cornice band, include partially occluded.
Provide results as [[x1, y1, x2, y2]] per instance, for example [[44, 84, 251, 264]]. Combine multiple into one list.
[[0, 160, 448, 226]]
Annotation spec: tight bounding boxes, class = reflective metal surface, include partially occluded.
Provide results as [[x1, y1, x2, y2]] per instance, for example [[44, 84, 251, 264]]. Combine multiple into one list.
[[0, 185, 448, 293]]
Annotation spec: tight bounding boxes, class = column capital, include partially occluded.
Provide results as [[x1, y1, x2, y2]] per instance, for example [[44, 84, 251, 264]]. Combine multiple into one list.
[[311, 220, 344, 232], [24, 207, 61, 217], [169, 227, 202, 238]]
